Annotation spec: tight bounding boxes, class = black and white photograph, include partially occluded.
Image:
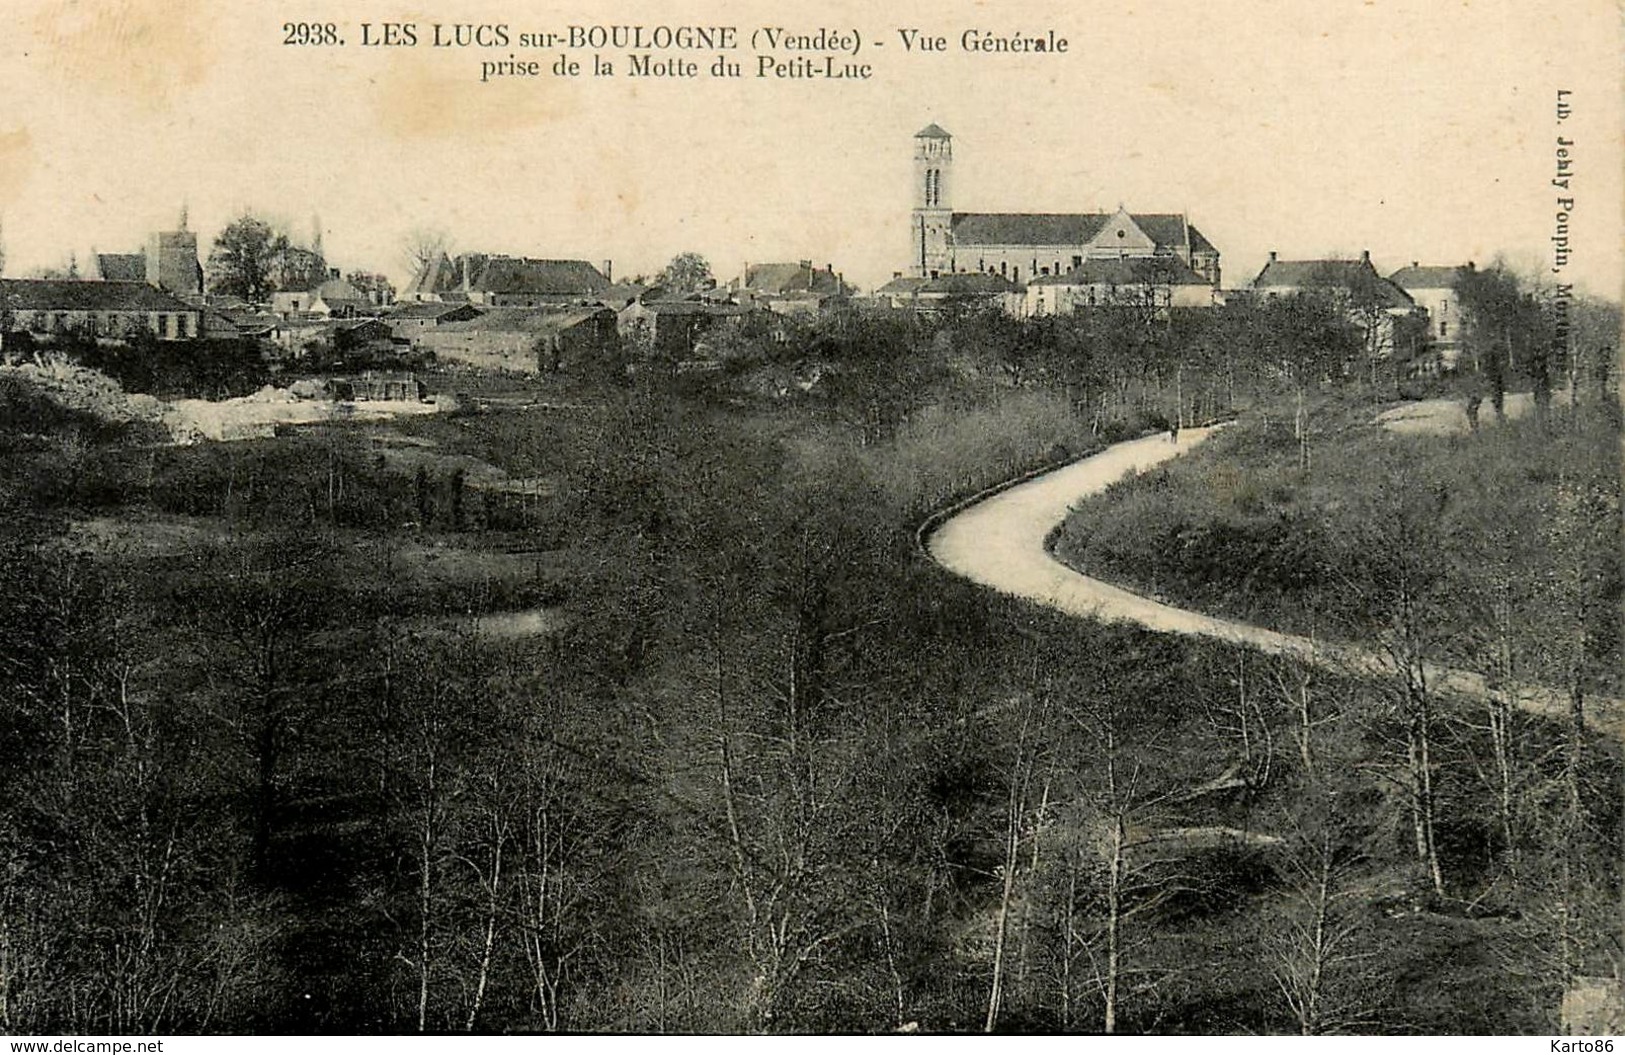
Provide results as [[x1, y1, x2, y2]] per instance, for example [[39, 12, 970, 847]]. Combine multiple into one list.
[[0, 0, 1621, 1040]]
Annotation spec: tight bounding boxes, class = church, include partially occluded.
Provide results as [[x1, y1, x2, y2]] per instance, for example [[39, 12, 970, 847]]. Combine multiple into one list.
[[908, 123, 1221, 289]]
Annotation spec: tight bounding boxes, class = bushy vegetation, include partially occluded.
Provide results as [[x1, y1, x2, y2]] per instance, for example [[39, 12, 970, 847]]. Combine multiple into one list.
[[5, 328, 270, 399], [1056, 400, 1622, 698]]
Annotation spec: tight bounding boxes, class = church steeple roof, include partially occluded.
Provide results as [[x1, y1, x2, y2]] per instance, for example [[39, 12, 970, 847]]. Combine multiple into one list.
[[915, 122, 951, 139]]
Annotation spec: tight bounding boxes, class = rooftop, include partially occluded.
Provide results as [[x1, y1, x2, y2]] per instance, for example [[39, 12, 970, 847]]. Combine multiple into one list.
[[1029, 257, 1213, 286], [0, 279, 197, 314], [950, 212, 1215, 253], [1388, 264, 1471, 290], [741, 262, 847, 296], [1254, 257, 1414, 308], [434, 307, 613, 333]]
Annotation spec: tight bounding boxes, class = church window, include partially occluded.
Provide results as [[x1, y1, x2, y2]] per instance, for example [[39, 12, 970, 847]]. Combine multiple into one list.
[[1072, 255, 1083, 270], [1117, 229, 1126, 239], [1000, 262, 1007, 277], [1439, 320, 1448, 338], [1012, 266, 1020, 282]]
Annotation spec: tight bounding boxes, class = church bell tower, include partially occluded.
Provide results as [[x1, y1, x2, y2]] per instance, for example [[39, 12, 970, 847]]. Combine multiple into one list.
[[910, 123, 953, 277]]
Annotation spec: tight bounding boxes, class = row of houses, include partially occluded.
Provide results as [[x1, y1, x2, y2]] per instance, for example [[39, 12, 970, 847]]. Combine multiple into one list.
[[1252, 252, 1471, 367], [7, 132, 1471, 377], [0, 272, 778, 380], [0, 251, 1472, 378]]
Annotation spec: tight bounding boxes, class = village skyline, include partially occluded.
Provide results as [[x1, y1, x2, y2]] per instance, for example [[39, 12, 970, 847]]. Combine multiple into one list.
[[2, 0, 1620, 299]]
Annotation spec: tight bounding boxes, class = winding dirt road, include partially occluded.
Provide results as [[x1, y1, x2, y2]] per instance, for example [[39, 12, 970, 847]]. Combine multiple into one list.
[[924, 428, 1623, 739]]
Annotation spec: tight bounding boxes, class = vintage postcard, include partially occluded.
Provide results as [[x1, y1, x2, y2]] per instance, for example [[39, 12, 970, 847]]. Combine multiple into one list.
[[0, 0, 1621, 1041]]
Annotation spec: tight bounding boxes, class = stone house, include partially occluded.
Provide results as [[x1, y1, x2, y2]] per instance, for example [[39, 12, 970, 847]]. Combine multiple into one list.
[[1389, 262, 1473, 369], [382, 301, 483, 341], [623, 301, 760, 359], [271, 274, 372, 318], [733, 261, 851, 315], [414, 307, 619, 373], [871, 271, 1024, 316], [0, 279, 203, 342], [1026, 257, 1219, 316], [1252, 251, 1421, 360], [402, 253, 611, 307]]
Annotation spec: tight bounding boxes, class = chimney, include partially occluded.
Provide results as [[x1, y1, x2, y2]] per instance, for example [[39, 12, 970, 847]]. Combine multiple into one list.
[[1267, 250, 1277, 263], [461, 255, 470, 292], [1410, 261, 1419, 269], [1467, 260, 1476, 271], [1360, 249, 1370, 263], [602, 259, 612, 282]]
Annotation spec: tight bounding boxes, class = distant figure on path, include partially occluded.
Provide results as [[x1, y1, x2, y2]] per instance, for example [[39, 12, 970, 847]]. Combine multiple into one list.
[[1169, 418, 1180, 444], [1464, 393, 1482, 432]]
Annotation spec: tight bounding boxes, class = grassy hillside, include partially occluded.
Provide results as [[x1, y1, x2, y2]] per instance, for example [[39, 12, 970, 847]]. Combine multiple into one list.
[[1055, 396, 1623, 698]]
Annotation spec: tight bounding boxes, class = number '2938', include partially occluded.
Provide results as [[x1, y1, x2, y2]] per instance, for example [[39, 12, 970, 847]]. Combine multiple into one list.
[[284, 22, 341, 45]]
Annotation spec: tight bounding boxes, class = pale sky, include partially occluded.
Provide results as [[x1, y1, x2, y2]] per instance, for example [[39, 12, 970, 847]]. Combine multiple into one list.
[[2, 0, 1621, 296]]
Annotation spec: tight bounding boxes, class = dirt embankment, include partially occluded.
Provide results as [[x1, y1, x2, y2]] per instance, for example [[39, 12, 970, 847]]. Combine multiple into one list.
[[2, 355, 449, 444]]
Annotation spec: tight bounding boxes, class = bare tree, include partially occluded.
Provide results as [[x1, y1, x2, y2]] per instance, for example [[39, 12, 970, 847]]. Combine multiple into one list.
[[1055, 690, 1185, 1034], [1197, 648, 1274, 794], [402, 227, 453, 284], [984, 690, 1053, 1032], [1544, 469, 1618, 983], [1271, 817, 1373, 1034]]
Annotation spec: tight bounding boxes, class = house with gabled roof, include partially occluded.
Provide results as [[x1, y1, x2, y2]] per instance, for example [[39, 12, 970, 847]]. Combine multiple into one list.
[[906, 124, 1221, 293], [382, 300, 483, 340], [271, 270, 375, 319], [1026, 256, 1219, 316], [0, 279, 203, 342], [402, 253, 610, 307], [872, 270, 1024, 315], [1252, 251, 1414, 308], [1389, 262, 1473, 368], [307, 277, 372, 318], [1253, 250, 1423, 362], [734, 261, 852, 315]]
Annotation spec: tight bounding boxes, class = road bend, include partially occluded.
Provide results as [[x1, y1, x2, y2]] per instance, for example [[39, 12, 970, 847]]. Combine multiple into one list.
[[924, 427, 1623, 740]]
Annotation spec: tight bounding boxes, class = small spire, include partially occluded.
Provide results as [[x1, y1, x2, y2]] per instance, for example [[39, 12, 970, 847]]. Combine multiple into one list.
[[178, 202, 189, 232]]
